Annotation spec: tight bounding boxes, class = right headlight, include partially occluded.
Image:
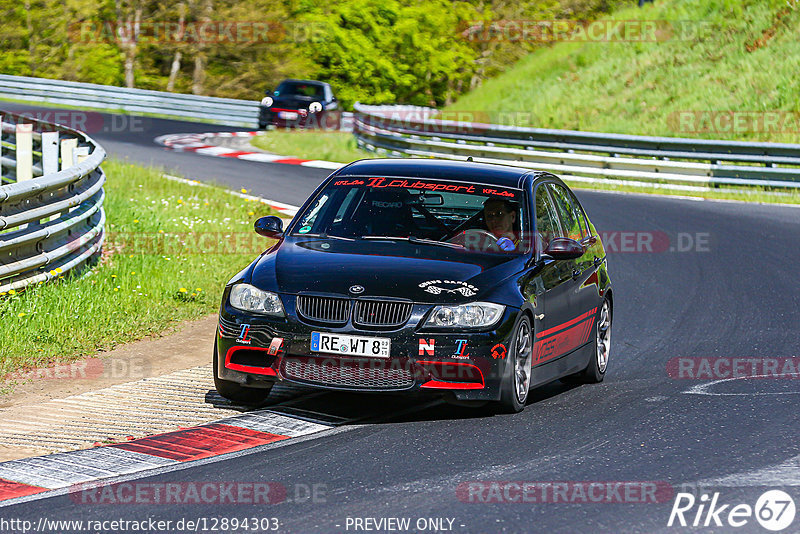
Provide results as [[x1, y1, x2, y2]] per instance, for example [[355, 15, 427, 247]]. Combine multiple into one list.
[[229, 283, 284, 316], [425, 302, 505, 328]]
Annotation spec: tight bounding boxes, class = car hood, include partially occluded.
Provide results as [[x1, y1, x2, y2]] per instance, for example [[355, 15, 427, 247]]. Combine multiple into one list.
[[249, 238, 525, 304]]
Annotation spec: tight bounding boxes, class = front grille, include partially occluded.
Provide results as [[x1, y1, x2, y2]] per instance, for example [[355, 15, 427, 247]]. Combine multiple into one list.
[[281, 357, 414, 390], [354, 300, 413, 327], [296, 295, 351, 323]]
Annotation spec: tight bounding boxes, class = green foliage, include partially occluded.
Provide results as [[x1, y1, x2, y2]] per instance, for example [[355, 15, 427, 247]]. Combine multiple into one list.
[[65, 43, 125, 85], [0, 51, 32, 76], [0, 0, 630, 108], [446, 0, 800, 143], [291, 0, 479, 107]]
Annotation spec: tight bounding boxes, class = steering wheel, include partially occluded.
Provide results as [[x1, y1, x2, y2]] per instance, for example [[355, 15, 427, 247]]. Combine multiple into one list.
[[446, 229, 500, 249]]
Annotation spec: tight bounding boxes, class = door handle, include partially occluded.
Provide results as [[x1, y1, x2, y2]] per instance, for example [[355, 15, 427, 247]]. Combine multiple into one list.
[[572, 269, 581, 280]]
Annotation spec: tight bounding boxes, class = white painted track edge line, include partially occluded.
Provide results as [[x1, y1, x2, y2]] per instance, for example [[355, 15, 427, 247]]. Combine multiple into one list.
[[162, 173, 301, 215]]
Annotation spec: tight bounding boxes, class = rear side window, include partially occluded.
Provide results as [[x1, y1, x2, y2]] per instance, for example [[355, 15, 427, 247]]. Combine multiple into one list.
[[547, 183, 587, 240]]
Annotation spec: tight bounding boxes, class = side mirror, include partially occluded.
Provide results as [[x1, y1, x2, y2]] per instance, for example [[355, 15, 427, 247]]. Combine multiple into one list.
[[544, 237, 584, 260], [264, 89, 272, 95], [254, 216, 284, 238]]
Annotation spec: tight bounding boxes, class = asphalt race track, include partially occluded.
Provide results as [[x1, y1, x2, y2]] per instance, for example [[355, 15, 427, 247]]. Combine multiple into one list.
[[2, 103, 800, 533]]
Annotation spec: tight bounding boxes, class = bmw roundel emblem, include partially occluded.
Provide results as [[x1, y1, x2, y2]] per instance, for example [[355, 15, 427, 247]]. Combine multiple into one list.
[[349, 285, 365, 295]]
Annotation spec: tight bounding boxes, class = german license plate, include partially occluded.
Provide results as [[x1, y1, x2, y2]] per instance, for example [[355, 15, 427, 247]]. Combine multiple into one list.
[[278, 111, 299, 120], [310, 332, 390, 358]]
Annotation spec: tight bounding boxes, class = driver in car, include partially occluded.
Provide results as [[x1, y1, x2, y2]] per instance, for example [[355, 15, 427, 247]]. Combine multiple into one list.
[[483, 198, 519, 251]]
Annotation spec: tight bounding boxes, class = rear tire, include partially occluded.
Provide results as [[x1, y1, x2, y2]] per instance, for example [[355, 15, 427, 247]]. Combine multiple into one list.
[[496, 315, 533, 413], [213, 339, 272, 405]]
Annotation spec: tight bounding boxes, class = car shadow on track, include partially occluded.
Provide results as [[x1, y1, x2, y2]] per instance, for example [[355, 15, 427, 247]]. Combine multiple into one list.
[[375, 380, 584, 424], [204, 380, 583, 426]]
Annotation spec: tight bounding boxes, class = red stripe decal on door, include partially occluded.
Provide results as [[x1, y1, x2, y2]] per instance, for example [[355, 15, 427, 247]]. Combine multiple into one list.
[[536, 308, 597, 339], [110, 424, 288, 462], [0, 478, 47, 500], [533, 317, 595, 365], [581, 313, 595, 343]]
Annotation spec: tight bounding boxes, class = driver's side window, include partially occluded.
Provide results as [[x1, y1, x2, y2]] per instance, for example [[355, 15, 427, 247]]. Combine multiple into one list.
[[534, 184, 561, 252]]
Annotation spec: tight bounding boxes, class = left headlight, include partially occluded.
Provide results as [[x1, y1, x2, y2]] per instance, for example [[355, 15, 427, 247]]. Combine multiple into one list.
[[229, 284, 284, 316], [260, 96, 274, 107], [425, 302, 505, 328]]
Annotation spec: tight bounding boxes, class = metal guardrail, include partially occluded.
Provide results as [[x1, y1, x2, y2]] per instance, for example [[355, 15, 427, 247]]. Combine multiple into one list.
[[0, 110, 106, 293], [0, 74, 357, 130], [0, 74, 260, 128], [353, 104, 800, 189]]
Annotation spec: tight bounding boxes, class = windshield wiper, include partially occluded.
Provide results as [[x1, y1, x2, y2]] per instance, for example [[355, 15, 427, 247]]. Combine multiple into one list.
[[294, 232, 354, 241], [358, 236, 462, 249]]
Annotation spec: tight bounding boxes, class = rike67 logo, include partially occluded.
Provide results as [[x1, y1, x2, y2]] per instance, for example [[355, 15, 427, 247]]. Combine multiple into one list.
[[668, 490, 796, 531]]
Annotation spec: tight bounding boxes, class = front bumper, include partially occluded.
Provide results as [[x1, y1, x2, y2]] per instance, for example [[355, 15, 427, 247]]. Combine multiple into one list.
[[215, 298, 518, 401], [258, 107, 340, 129]]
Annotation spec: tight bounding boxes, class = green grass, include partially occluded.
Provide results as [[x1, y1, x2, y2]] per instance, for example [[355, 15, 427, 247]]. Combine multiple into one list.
[[0, 159, 277, 385], [445, 0, 800, 143], [251, 130, 373, 163]]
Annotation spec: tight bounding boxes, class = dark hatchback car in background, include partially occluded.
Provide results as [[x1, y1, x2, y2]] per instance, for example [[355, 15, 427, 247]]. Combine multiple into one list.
[[214, 159, 612, 413], [258, 79, 339, 129]]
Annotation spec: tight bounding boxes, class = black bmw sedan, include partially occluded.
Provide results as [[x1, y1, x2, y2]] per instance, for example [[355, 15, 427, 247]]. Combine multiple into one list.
[[214, 159, 612, 413], [257, 79, 339, 129]]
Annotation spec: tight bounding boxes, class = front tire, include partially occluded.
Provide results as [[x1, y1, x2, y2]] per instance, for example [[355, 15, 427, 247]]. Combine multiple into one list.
[[213, 339, 272, 405], [496, 315, 533, 413], [567, 298, 611, 384]]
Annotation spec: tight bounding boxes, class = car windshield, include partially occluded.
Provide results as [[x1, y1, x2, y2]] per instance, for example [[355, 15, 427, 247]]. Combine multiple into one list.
[[275, 81, 324, 99], [291, 176, 530, 254]]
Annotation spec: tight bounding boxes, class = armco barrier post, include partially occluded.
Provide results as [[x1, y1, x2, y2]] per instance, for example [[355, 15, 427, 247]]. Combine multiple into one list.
[[41, 131, 60, 175], [74, 146, 90, 164], [60, 138, 77, 170], [15, 123, 33, 182]]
